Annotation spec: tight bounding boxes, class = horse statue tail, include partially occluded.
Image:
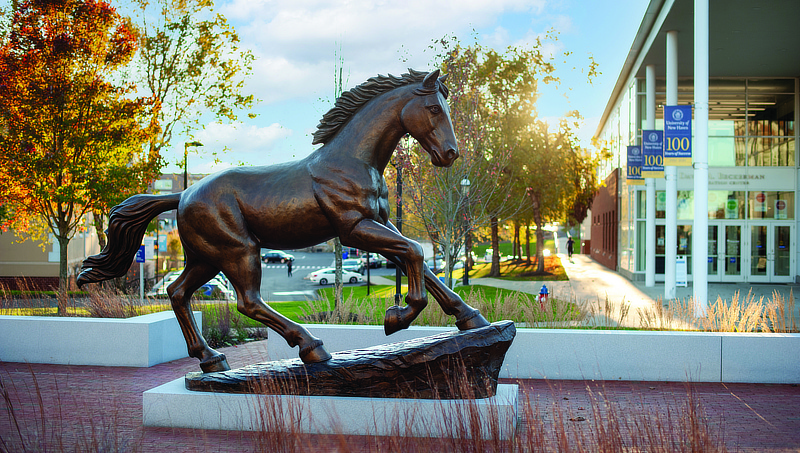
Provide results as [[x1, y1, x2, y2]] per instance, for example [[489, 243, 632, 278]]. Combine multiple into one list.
[[77, 193, 182, 287]]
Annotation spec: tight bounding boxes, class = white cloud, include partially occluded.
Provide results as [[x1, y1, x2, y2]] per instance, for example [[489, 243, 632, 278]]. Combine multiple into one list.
[[550, 14, 573, 34], [220, 0, 549, 105], [483, 26, 511, 48], [194, 121, 293, 153]]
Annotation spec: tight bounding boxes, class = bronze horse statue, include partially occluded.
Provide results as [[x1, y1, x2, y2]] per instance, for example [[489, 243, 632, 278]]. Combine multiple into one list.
[[78, 69, 489, 373]]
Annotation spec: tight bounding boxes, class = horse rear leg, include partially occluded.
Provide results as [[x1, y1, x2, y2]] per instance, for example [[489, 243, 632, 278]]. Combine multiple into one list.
[[167, 261, 230, 373], [222, 251, 332, 364]]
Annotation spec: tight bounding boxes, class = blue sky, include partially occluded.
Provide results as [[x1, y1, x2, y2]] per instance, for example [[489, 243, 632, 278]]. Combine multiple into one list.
[[165, 0, 650, 174]]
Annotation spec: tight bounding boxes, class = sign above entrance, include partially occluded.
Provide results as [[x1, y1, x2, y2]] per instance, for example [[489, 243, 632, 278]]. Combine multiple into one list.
[[642, 130, 664, 178], [664, 105, 692, 166], [675, 167, 796, 191], [626, 146, 644, 185]]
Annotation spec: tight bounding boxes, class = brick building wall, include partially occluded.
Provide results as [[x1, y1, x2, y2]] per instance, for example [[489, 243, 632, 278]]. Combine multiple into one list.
[[590, 169, 618, 270]]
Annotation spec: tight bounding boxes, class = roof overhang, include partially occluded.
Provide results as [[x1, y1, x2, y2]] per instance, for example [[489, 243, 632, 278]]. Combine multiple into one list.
[[594, 0, 800, 139]]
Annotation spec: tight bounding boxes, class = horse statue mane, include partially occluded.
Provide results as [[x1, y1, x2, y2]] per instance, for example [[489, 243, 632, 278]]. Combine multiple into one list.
[[312, 68, 450, 145]]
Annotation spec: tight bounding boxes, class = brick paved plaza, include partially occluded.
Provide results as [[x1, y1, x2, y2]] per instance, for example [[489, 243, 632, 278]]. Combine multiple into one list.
[[2, 339, 798, 452]]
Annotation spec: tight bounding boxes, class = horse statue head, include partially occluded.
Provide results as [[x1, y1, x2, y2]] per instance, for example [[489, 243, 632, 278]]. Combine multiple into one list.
[[401, 69, 459, 167], [312, 69, 459, 169]]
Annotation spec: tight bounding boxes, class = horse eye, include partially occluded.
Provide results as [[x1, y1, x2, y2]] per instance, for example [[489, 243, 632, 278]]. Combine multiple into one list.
[[428, 105, 442, 114]]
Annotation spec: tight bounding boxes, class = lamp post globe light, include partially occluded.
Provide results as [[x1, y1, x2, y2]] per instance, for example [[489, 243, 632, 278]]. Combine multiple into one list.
[[460, 177, 471, 286], [184, 141, 203, 190]]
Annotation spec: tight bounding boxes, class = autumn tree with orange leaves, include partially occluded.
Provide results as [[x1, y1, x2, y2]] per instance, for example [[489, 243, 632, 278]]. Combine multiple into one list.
[[0, 0, 160, 310]]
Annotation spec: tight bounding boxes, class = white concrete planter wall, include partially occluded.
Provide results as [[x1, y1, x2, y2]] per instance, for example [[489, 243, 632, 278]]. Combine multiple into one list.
[[2, 316, 797, 383], [0, 311, 200, 367], [267, 324, 800, 384]]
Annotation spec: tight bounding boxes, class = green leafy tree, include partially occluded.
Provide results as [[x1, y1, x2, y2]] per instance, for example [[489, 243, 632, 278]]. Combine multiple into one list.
[[401, 41, 518, 287], [0, 0, 159, 310], [515, 117, 602, 273], [131, 0, 255, 158], [516, 121, 570, 273], [478, 42, 557, 277]]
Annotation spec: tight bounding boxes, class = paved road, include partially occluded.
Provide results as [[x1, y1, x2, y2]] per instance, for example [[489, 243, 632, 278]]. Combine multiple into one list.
[[259, 251, 396, 301]]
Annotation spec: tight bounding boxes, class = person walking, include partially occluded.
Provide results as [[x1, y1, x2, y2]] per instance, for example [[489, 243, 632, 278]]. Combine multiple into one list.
[[566, 236, 575, 259], [287, 259, 293, 277]]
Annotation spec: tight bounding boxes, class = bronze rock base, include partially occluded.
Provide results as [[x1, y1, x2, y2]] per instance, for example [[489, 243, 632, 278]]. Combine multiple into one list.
[[185, 321, 516, 399]]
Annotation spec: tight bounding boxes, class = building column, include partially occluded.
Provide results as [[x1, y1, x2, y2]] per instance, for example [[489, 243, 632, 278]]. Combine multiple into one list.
[[645, 65, 656, 287], [693, 0, 709, 316], [665, 30, 678, 301]]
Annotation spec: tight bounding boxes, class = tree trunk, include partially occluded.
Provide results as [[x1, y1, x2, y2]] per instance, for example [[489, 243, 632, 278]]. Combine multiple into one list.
[[57, 234, 69, 316], [530, 192, 545, 274], [489, 216, 500, 277], [92, 210, 107, 250], [535, 223, 545, 274], [465, 230, 473, 268], [513, 221, 521, 260], [525, 223, 531, 265], [334, 238, 343, 309], [443, 235, 453, 288]]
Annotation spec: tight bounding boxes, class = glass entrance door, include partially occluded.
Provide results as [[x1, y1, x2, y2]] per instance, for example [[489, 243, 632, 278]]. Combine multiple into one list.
[[708, 225, 719, 281], [749, 223, 795, 283], [709, 223, 744, 282], [722, 224, 743, 282], [773, 225, 794, 282]]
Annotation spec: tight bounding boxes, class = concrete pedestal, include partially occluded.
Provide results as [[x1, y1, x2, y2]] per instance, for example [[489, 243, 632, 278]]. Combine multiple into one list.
[[143, 377, 518, 439]]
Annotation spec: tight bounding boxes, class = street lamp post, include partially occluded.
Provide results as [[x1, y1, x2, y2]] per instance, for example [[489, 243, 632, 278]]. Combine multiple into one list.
[[183, 141, 203, 190], [460, 177, 471, 286]]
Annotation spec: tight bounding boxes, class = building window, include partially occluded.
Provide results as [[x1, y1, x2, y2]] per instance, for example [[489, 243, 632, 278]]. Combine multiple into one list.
[[708, 191, 746, 219], [643, 78, 796, 168], [748, 191, 795, 219]]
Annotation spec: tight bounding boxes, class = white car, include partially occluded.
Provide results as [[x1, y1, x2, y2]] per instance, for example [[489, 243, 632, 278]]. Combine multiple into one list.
[[330, 258, 366, 274], [148, 271, 235, 300], [305, 267, 364, 285]]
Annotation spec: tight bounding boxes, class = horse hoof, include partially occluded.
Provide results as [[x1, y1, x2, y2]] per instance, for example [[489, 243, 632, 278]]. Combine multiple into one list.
[[456, 310, 490, 331], [383, 305, 407, 335], [300, 340, 331, 363], [200, 353, 230, 373]]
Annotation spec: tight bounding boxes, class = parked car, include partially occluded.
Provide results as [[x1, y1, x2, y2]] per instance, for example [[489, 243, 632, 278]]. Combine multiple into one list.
[[148, 271, 235, 300], [261, 249, 295, 263], [305, 268, 364, 285], [331, 258, 366, 274], [360, 253, 387, 269], [424, 258, 443, 274]]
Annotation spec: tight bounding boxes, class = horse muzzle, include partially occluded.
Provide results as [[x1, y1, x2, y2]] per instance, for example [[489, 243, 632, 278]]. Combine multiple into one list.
[[430, 146, 459, 167]]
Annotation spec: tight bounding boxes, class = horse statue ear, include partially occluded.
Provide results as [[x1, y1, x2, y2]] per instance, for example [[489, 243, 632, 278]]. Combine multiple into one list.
[[438, 73, 448, 83], [422, 69, 441, 90]]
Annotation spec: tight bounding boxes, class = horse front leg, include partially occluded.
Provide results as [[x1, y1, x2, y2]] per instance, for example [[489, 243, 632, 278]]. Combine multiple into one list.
[[379, 221, 488, 332], [344, 220, 489, 334], [341, 220, 428, 334]]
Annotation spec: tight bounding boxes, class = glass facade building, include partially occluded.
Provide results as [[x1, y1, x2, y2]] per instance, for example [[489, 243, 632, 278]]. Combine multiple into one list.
[[594, 1, 799, 284]]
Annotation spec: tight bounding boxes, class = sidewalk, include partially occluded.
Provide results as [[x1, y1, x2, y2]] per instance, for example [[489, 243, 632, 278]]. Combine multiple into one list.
[[471, 234, 799, 329]]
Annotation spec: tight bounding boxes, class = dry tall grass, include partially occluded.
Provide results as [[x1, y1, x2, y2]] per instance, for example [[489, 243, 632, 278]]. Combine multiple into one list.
[[301, 288, 582, 329], [243, 362, 729, 453], [520, 382, 728, 453], [0, 282, 170, 318], [302, 285, 797, 333], [0, 280, 61, 316], [634, 289, 797, 333], [0, 365, 133, 453]]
